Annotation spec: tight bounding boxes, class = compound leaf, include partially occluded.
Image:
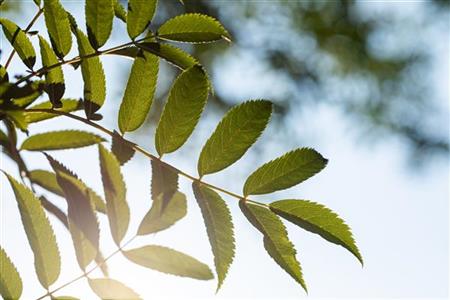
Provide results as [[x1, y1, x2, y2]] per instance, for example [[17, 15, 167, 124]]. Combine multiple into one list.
[[21, 130, 104, 151], [85, 0, 114, 49], [0, 247, 23, 300], [43, 0, 72, 58], [127, 0, 157, 39], [88, 278, 141, 300], [26, 99, 82, 123], [0, 18, 36, 68]]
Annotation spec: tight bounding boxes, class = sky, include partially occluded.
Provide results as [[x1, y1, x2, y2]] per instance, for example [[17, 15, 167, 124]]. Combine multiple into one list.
[[1, 1, 449, 299]]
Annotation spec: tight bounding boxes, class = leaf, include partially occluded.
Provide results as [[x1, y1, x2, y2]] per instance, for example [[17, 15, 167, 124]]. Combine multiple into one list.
[[155, 65, 209, 155], [113, 0, 127, 22], [88, 278, 141, 300], [126, 0, 157, 39], [243, 148, 328, 196], [4, 110, 28, 132], [111, 131, 135, 165], [21, 130, 104, 151], [43, 0, 72, 58], [0, 18, 36, 68], [118, 50, 158, 133], [26, 99, 82, 123], [38, 35, 65, 108], [52, 296, 79, 300], [98, 144, 130, 245], [198, 100, 272, 176], [0, 247, 22, 300], [158, 13, 231, 43], [137, 42, 197, 70], [192, 183, 235, 290], [3, 172, 61, 289], [123, 245, 214, 280], [85, 0, 114, 49], [0, 64, 8, 83], [75, 28, 106, 119], [270, 200, 363, 264], [150, 159, 178, 210], [239, 201, 307, 292], [137, 191, 186, 235]]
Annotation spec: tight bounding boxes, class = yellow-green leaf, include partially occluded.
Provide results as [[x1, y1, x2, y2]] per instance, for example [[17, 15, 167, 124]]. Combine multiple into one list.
[[127, 0, 157, 39], [38, 35, 65, 108], [98, 144, 130, 245], [111, 131, 135, 165], [88, 278, 141, 300], [113, 0, 127, 22], [137, 42, 197, 70], [270, 200, 363, 264], [239, 201, 307, 292], [118, 50, 158, 133], [85, 0, 114, 49], [155, 65, 209, 155], [21, 130, 104, 151], [43, 0, 72, 58], [0, 247, 22, 300], [3, 172, 61, 289], [192, 183, 235, 290], [198, 100, 272, 176], [0, 64, 8, 83], [0, 18, 36, 68], [26, 99, 82, 123], [158, 13, 231, 43], [243, 148, 328, 196], [150, 159, 178, 210], [123, 245, 214, 280]]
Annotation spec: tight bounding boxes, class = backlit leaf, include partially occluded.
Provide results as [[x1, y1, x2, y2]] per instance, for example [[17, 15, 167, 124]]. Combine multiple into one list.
[[111, 131, 135, 165], [52, 296, 79, 300], [239, 201, 307, 292], [0, 247, 22, 300], [43, 0, 72, 58], [155, 65, 209, 155], [270, 200, 363, 264], [192, 183, 235, 290], [127, 0, 157, 39], [150, 159, 178, 210], [88, 278, 141, 300], [118, 50, 158, 133], [137, 42, 197, 70], [26, 99, 82, 123], [158, 13, 231, 43], [21, 130, 104, 151], [198, 100, 272, 176], [3, 172, 61, 289], [0, 64, 8, 83], [85, 0, 114, 49], [0, 18, 36, 68], [113, 0, 127, 22], [243, 148, 328, 196], [123, 245, 214, 280]]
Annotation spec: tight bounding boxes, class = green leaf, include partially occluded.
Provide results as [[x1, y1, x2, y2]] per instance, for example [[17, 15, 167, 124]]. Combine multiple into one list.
[[0, 247, 22, 300], [127, 0, 157, 39], [98, 144, 130, 245], [88, 278, 141, 300], [21, 130, 104, 151], [26, 99, 82, 123], [150, 159, 178, 210], [243, 148, 328, 196], [239, 201, 307, 292], [52, 297, 79, 300], [38, 35, 65, 108], [3, 172, 61, 289], [155, 65, 209, 155], [0, 18, 36, 68], [137, 191, 186, 235], [33, 0, 41, 6], [137, 42, 197, 70], [0, 64, 8, 83], [113, 0, 127, 22], [118, 50, 158, 133], [43, 0, 72, 58], [198, 100, 272, 176], [4, 110, 28, 132], [158, 13, 231, 43], [85, 0, 114, 49], [111, 131, 135, 165], [123, 245, 214, 280], [192, 183, 235, 290], [75, 29, 106, 119], [270, 200, 363, 264]]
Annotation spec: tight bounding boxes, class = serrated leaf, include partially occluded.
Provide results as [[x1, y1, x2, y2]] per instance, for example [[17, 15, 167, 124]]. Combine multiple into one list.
[[75, 29, 106, 119], [155, 65, 209, 155], [150, 159, 178, 210], [4, 110, 28, 132], [158, 13, 231, 43], [239, 201, 307, 292], [270, 200, 363, 264], [38, 35, 65, 108], [137, 42, 197, 70], [88, 278, 141, 300], [21, 130, 104, 151], [123, 245, 214, 280], [26, 99, 82, 123], [113, 0, 127, 22], [43, 0, 72, 58], [0, 18, 36, 68], [85, 0, 114, 49], [137, 191, 186, 235], [127, 0, 157, 39], [98, 144, 129, 245], [3, 173, 61, 288], [243, 148, 328, 196], [0, 247, 22, 300], [192, 183, 235, 290], [118, 50, 158, 133], [198, 100, 272, 176], [111, 131, 135, 165]]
